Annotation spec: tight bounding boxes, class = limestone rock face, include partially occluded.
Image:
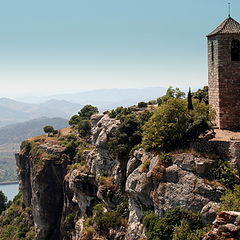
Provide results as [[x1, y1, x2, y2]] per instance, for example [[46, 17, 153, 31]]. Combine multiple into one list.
[[203, 211, 240, 240], [125, 151, 224, 238], [16, 114, 226, 240], [16, 141, 71, 240]]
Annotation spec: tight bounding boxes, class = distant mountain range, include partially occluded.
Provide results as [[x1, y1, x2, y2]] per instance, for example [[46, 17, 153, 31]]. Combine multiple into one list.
[[0, 117, 68, 145], [0, 87, 167, 127], [0, 98, 82, 127], [16, 87, 166, 110]]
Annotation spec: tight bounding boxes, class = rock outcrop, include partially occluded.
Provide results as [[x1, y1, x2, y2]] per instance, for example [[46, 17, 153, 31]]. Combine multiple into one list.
[[203, 211, 240, 240], [15, 114, 226, 240]]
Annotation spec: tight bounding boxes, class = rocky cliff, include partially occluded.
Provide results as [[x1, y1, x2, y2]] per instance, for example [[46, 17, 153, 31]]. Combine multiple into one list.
[[14, 113, 227, 240]]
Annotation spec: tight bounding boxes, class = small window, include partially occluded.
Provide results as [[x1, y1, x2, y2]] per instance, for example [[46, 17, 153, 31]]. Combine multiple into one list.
[[231, 39, 240, 61], [211, 42, 214, 63]]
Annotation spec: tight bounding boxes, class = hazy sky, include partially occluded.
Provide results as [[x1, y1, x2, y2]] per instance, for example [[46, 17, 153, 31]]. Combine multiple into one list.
[[0, 0, 237, 97]]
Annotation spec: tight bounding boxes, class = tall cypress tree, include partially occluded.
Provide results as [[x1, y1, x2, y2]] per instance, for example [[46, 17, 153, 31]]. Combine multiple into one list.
[[187, 88, 193, 110]]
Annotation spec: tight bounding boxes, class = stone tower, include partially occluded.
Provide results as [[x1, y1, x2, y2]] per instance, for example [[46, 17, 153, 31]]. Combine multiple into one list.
[[208, 17, 240, 130]]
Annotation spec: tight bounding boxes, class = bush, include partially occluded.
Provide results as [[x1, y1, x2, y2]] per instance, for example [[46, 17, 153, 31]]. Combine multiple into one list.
[[142, 159, 151, 172], [65, 212, 76, 228], [220, 185, 240, 211], [137, 101, 148, 108], [108, 113, 142, 157], [0, 190, 7, 214], [78, 120, 91, 137], [143, 208, 204, 240], [142, 98, 213, 152], [210, 160, 238, 189], [159, 153, 172, 166], [172, 220, 205, 240], [78, 105, 99, 120], [92, 200, 129, 233]]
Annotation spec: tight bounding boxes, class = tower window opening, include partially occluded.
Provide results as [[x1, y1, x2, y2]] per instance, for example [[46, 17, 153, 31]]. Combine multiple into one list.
[[231, 39, 240, 61], [211, 42, 214, 63]]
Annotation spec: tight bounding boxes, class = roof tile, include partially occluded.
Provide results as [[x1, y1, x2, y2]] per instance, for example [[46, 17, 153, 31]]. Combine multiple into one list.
[[207, 17, 240, 37]]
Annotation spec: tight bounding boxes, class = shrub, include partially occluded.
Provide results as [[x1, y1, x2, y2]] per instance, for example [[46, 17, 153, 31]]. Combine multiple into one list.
[[81, 226, 96, 240], [143, 208, 204, 240], [65, 212, 76, 228], [0, 190, 7, 214], [172, 220, 205, 240], [142, 159, 151, 172], [138, 101, 148, 108], [210, 160, 238, 189], [78, 120, 91, 137], [92, 200, 129, 233], [142, 98, 213, 152], [220, 184, 240, 211], [159, 153, 172, 166], [108, 113, 142, 157]]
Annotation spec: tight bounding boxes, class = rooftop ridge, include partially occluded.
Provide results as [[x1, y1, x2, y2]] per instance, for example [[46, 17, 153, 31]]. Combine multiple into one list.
[[207, 17, 240, 37]]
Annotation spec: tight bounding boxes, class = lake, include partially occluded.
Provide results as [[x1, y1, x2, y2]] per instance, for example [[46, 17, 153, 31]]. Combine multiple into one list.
[[0, 183, 19, 201]]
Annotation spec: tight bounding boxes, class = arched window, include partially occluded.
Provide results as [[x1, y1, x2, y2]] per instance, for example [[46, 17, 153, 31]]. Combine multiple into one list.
[[211, 42, 214, 63], [231, 39, 240, 61]]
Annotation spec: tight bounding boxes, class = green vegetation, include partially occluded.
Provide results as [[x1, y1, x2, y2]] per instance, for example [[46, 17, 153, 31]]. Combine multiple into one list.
[[0, 193, 34, 240], [193, 86, 208, 104], [84, 199, 129, 236], [210, 159, 238, 190], [108, 106, 134, 119], [65, 212, 77, 229], [0, 191, 7, 214], [43, 125, 57, 136], [78, 105, 99, 120], [157, 87, 185, 105], [69, 105, 98, 137], [159, 153, 172, 166], [143, 208, 205, 240], [142, 98, 213, 152], [220, 185, 240, 212], [137, 101, 148, 108]]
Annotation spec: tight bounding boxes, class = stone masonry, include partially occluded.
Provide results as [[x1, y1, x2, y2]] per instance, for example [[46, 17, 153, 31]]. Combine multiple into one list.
[[208, 17, 240, 130]]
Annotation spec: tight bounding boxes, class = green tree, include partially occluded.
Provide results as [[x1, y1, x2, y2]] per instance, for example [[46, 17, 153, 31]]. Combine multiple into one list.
[[157, 87, 185, 105], [78, 120, 92, 137], [0, 190, 7, 213], [193, 86, 208, 104], [78, 105, 99, 120], [69, 114, 81, 126], [109, 114, 142, 157], [137, 101, 148, 108], [187, 88, 193, 110], [43, 125, 55, 136], [142, 98, 213, 151]]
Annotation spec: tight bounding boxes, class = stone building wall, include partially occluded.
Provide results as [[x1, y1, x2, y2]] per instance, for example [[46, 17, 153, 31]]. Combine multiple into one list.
[[208, 34, 240, 130]]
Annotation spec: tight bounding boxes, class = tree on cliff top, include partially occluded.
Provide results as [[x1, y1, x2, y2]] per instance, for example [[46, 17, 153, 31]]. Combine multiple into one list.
[[43, 125, 55, 136], [142, 98, 213, 151]]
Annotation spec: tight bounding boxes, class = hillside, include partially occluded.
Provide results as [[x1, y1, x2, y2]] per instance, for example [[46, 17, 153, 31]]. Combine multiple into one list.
[[16, 87, 166, 110], [0, 98, 82, 127]]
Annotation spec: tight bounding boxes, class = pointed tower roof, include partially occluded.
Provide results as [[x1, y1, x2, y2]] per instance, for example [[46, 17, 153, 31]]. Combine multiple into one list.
[[207, 17, 240, 37]]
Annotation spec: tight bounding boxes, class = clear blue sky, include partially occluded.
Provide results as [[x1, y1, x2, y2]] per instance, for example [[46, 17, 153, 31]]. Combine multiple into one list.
[[0, 0, 237, 97]]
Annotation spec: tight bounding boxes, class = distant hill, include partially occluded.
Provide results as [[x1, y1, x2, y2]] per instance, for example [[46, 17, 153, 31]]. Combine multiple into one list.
[[0, 98, 82, 127], [16, 87, 166, 111], [0, 117, 68, 144]]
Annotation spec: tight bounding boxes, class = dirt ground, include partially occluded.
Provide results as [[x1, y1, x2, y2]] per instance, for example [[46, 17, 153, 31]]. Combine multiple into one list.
[[212, 129, 240, 141]]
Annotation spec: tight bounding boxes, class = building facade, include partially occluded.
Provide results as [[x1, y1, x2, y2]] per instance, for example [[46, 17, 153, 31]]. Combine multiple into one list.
[[208, 17, 240, 129]]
